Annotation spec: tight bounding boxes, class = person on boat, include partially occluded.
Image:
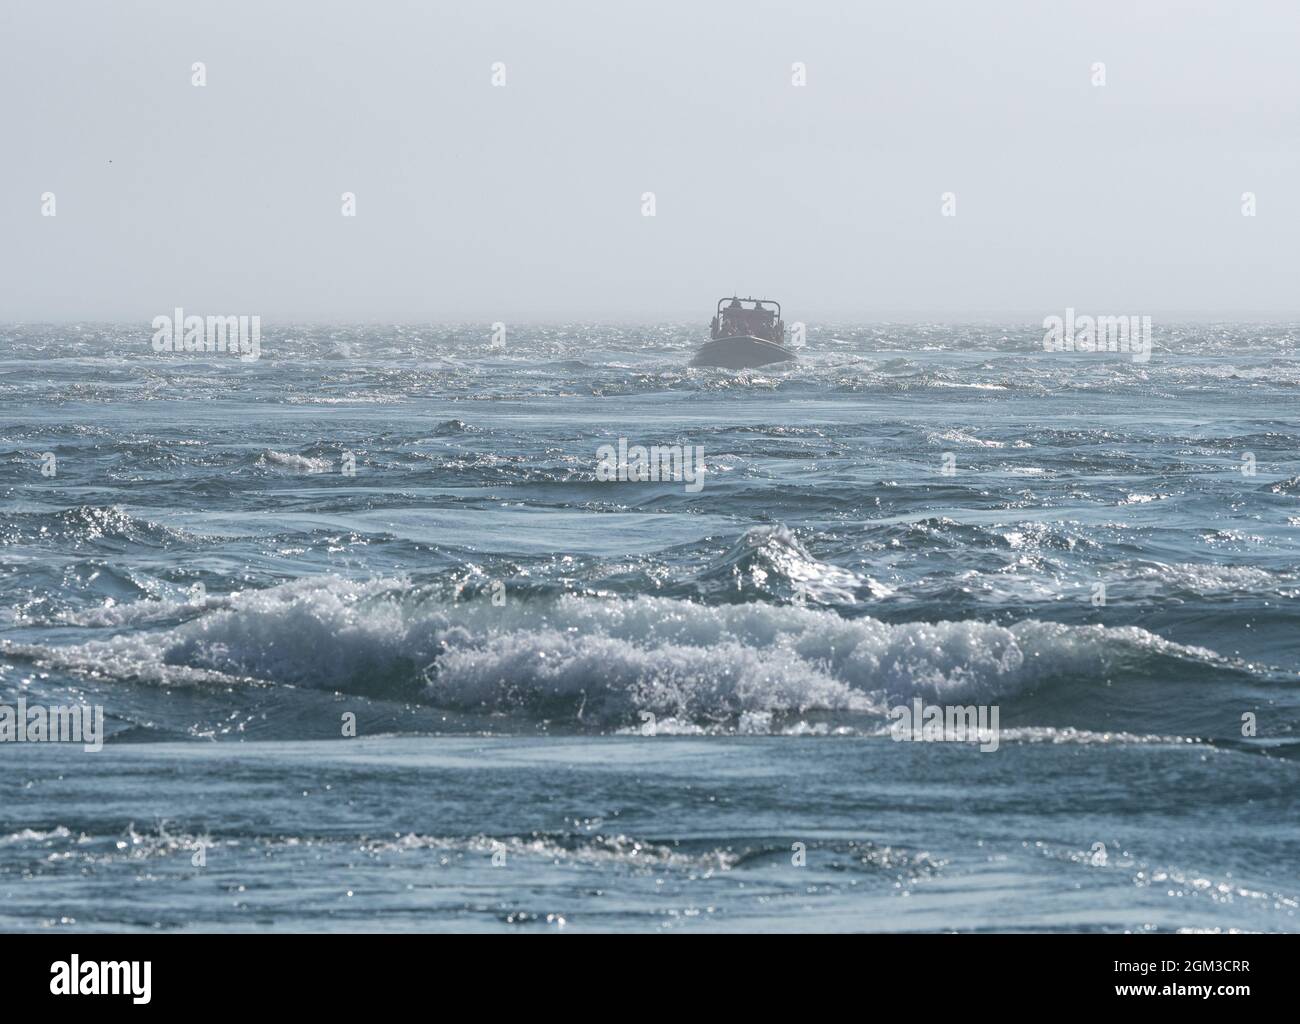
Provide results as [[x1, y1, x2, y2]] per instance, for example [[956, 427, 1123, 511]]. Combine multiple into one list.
[[724, 299, 745, 335]]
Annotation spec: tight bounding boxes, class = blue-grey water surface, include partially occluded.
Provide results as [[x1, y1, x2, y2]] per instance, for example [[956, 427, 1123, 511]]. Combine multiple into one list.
[[1, 322, 1297, 931]]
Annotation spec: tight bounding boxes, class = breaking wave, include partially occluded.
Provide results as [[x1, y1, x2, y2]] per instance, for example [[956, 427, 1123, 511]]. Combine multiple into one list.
[[257, 450, 333, 473], [2, 573, 1261, 733], [689, 525, 888, 603]]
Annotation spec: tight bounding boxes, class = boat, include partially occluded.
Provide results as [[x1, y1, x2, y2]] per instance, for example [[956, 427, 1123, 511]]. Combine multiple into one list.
[[689, 296, 798, 369]]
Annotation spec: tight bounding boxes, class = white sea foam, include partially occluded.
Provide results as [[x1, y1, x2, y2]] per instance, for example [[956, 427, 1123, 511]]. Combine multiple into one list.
[[257, 450, 333, 473], [3, 576, 1240, 729], [927, 428, 1005, 448]]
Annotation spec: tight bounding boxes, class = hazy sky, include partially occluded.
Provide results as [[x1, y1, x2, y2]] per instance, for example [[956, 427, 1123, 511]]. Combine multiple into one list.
[[2, 0, 1298, 321]]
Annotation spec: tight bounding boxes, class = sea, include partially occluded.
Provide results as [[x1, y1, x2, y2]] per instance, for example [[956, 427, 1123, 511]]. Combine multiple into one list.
[[1, 321, 1297, 932]]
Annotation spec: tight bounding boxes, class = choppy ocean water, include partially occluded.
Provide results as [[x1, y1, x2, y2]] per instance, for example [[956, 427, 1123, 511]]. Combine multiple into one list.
[[1, 322, 1297, 932]]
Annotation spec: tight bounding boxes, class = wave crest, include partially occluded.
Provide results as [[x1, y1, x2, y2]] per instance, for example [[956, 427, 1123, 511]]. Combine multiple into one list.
[[691, 525, 887, 603], [4, 576, 1249, 732]]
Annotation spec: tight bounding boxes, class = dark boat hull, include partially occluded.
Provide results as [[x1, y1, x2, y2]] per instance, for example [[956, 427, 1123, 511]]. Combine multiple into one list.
[[689, 335, 797, 370]]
